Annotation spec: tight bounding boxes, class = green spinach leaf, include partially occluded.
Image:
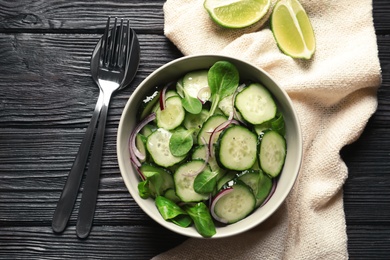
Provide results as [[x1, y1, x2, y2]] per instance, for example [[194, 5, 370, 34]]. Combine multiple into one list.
[[169, 128, 195, 156], [184, 202, 216, 238], [138, 180, 151, 199], [193, 170, 218, 194], [207, 61, 239, 118], [155, 196, 192, 228], [143, 170, 163, 196], [177, 81, 202, 114]]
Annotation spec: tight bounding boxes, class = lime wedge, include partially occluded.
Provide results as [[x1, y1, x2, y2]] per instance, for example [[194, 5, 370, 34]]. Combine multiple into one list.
[[271, 0, 316, 59], [204, 0, 271, 29]]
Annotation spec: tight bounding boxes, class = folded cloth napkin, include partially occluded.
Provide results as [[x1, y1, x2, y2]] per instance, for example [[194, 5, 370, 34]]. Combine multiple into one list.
[[154, 0, 382, 259]]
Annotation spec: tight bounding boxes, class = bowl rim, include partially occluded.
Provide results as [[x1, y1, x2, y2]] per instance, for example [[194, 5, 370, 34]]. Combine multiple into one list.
[[117, 54, 303, 238]]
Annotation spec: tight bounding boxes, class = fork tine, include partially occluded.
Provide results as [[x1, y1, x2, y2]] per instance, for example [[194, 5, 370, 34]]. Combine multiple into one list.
[[117, 20, 129, 68], [108, 17, 118, 67], [115, 19, 124, 67], [100, 17, 110, 67], [125, 20, 131, 68]]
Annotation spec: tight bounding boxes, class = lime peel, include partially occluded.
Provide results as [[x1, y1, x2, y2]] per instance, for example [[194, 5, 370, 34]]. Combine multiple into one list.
[[204, 0, 271, 29], [271, 0, 316, 59]]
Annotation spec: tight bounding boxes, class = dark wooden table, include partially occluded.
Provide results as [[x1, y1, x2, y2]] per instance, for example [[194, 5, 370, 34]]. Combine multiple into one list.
[[0, 1, 389, 259]]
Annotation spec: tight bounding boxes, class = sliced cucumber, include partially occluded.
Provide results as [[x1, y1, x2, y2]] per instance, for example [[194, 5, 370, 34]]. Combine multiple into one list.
[[197, 114, 227, 144], [216, 125, 257, 171], [216, 171, 236, 190], [192, 145, 226, 179], [218, 94, 234, 116], [237, 169, 272, 207], [165, 90, 179, 99], [140, 124, 157, 137], [212, 181, 256, 224], [135, 133, 147, 163], [174, 160, 210, 202], [182, 70, 211, 103], [254, 112, 285, 136], [139, 163, 174, 197], [235, 83, 277, 125], [156, 96, 185, 130], [258, 130, 287, 177], [183, 109, 209, 143], [146, 128, 186, 167]]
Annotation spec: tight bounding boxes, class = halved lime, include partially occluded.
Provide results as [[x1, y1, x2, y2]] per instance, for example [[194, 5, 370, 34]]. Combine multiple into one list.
[[271, 0, 316, 59], [204, 0, 271, 29]]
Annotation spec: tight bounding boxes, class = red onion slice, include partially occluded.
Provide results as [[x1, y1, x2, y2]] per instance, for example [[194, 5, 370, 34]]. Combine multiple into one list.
[[208, 112, 239, 156], [159, 83, 170, 111], [197, 87, 210, 104], [129, 113, 156, 168], [210, 187, 234, 223], [183, 137, 209, 178]]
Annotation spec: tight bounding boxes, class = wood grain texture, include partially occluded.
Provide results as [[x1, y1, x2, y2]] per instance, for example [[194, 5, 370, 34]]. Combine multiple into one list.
[[0, 0, 165, 32], [0, 226, 185, 259], [0, 0, 389, 259]]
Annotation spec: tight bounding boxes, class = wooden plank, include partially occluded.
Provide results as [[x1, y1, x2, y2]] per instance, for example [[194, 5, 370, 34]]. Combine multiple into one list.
[[0, 33, 182, 128], [347, 225, 390, 259], [0, 0, 165, 32], [0, 225, 389, 259], [373, 0, 390, 33], [0, 226, 186, 259]]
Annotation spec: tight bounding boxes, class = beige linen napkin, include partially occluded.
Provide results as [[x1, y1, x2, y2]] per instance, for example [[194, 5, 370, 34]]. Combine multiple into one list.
[[154, 0, 382, 259]]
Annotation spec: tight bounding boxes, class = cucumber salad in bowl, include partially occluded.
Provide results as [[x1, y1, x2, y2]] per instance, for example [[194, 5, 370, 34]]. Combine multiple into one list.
[[128, 61, 287, 237]]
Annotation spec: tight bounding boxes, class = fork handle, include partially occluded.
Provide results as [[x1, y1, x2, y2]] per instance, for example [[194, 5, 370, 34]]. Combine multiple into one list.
[[52, 90, 104, 234], [76, 90, 113, 239]]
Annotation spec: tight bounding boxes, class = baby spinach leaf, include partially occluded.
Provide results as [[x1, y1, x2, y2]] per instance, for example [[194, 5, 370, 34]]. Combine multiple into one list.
[[138, 180, 151, 199], [207, 61, 239, 118], [177, 81, 202, 114], [155, 196, 192, 227], [256, 170, 273, 203], [169, 128, 195, 157], [143, 170, 163, 196], [171, 214, 193, 228], [155, 196, 186, 219], [182, 95, 203, 115], [270, 112, 285, 136], [184, 202, 216, 238], [193, 170, 218, 194]]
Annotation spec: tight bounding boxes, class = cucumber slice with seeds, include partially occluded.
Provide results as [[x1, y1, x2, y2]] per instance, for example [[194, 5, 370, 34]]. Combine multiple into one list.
[[237, 169, 272, 207], [216, 125, 258, 171], [258, 130, 286, 177], [197, 114, 227, 144], [183, 109, 209, 143], [212, 181, 256, 224], [192, 145, 226, 179], [156, 96, 185, 130], [182, 70, 211, 102], [135, 133, 147, 163], [146, 128, 186, 167], [235, 83, 277, 125], [174, 160, 210, 202]]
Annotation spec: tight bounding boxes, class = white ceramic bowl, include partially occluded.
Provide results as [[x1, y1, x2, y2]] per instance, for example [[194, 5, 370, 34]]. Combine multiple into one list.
[[117, 55, 302, 238]]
